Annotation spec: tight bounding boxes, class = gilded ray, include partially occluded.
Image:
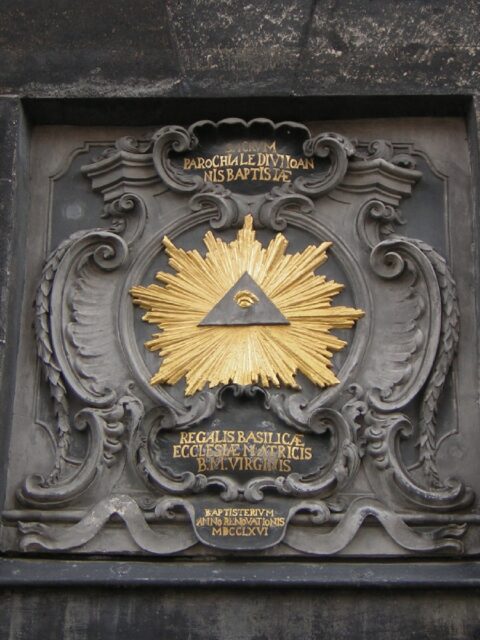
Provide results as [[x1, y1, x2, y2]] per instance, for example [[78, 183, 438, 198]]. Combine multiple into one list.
[[130, 215, 364, 395]]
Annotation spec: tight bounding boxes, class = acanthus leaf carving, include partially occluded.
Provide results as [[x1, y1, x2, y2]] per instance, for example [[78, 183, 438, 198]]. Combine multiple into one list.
[[357, 197, 461, 488], [367, 236, 442, 410], [21, 217, 145, 508], [52, 229, 129, 406]]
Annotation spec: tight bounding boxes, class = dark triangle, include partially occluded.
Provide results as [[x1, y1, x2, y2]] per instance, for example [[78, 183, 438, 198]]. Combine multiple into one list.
[[199, 272, 289, 326]]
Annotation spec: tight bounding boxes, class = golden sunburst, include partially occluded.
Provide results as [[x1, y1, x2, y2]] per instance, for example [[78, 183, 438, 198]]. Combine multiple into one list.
[[130, 215, 364, 395]]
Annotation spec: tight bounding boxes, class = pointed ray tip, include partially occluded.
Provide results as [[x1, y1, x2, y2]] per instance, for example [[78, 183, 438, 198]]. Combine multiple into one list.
[[162, 235, 174, 249], [320, 241, 333, 252], [243, 214, 254, 229]]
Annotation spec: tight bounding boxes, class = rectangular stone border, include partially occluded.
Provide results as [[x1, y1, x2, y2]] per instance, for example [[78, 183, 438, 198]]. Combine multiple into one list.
[[1, 558, 480, 588], [1, 95, 479, 588]]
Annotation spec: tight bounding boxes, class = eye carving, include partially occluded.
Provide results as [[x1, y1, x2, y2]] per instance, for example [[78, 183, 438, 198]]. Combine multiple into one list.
[[234, 290, 259, 308]]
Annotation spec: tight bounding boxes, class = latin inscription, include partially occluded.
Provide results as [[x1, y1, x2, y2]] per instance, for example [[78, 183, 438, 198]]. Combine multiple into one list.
[[172, 429, 313, 473], [182, 140, 315, 184], [195, 506, 286, 538]]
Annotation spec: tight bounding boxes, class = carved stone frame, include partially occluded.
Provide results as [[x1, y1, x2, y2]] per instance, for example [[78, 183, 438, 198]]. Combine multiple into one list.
[[1, 109, 479, 566]]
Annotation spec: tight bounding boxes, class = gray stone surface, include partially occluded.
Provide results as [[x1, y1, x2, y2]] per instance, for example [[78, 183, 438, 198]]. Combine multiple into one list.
[[0, 98, 29, 511], [1, 2, 480, 638], [1, 586, 480, 640], [0, 1, 479, 98]]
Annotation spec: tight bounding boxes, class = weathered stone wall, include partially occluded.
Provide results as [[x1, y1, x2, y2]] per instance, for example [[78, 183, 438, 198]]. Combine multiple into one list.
[[3, 587, 480, 640], [1, 2, 480, 638], [1, 0, 479, 98]]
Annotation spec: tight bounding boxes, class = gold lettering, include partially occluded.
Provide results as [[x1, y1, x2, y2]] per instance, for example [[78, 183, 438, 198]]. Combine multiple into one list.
[[196, 505, 286, 538], [180, 143, 314, 184], [171, 429, 313, 474]]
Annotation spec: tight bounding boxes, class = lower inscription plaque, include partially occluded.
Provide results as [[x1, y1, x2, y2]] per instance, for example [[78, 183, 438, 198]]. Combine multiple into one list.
[[160, 426, 314, 475], [193, 502, 288, 550]]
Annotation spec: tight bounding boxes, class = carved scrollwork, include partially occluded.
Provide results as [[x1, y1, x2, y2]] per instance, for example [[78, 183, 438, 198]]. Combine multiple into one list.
[[189, 183, 240, 229], [256, 183, 313, 230], [131, 398, 218, 497], [25, 220, 146, 508], [264, 393, 361, 498], [98, 387, 144, 467], [366, 236, 442, 412], [102, 193, 148, 245], [97, 135, 154, 161], [360, 399, 473, 510], [16, 121, 473, 557], [19, 494, 197, 553], [132, 385, 360, 503], [152, 126, 202, 193], [338, 385, 472, 511], [51, 230, 129, 405], [356, 199, 406, 249], [357, 198, 461, 487], [18, 403, 104, 508], [133, 432, 209, 497], [353, 139, 417, 170], [284, 497, 467, 555], [149, 123, 358, 202], [34, 229, 131, 485], [34, 229, 93, 483], [294, 132, 355, 198], [18, 388, 143, 508]]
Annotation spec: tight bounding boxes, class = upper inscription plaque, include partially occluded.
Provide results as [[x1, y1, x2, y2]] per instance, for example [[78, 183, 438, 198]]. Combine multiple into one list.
[[171, 119, 319, 194], [5, 118, 476, 557]]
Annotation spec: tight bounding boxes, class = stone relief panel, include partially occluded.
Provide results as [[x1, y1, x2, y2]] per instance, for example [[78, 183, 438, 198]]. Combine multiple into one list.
[[1, 117, 478, 557]]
